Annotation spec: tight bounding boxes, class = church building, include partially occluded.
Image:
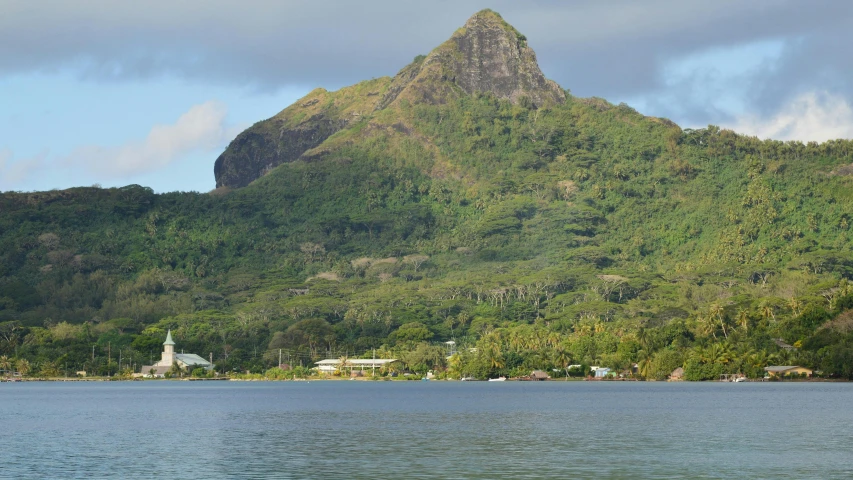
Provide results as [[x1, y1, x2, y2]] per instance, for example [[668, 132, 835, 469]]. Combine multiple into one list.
[[140, 330, 214, 377]]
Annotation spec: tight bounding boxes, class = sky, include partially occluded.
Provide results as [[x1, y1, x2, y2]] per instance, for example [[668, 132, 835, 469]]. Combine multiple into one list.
[[3, 0, 853, 193]]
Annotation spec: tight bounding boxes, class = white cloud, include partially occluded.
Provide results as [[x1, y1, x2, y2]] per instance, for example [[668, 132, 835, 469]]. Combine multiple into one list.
[[62, 101, 239, 177], [0, 148, 48, 191], [1, 101, 241, 191], [730, 91, 853, 142]]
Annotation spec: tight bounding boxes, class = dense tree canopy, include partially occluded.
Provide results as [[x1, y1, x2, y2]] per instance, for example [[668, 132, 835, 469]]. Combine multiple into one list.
[[3, 91, 853, 379]]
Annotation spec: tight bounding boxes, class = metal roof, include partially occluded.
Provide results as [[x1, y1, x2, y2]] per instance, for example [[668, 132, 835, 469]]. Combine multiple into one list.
[[315, 359, 397, 366], [175, 353, 211, 366], [764, 365, 806, 372], [163, 329, 175, 346]]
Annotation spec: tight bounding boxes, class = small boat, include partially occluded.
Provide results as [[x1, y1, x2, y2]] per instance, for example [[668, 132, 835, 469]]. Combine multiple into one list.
[[734, 376, 746, 382], [488, 376, 506, 382], [460, 376, 476, 381]]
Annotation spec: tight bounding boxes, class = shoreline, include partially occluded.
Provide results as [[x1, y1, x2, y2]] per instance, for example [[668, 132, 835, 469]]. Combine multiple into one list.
[[3, 376, 847, 383]]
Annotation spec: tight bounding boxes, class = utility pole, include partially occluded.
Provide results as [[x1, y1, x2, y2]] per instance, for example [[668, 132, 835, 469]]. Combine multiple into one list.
[[92, 344, 95, 361], [279, 349, 282, 368], [118, 350, 122, 372], [372, 349, 376, 377], [108, 342, 111, 376]]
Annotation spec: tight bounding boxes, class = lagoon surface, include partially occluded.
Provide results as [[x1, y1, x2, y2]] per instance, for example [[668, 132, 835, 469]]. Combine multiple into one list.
[[2, 381, 852, 479]]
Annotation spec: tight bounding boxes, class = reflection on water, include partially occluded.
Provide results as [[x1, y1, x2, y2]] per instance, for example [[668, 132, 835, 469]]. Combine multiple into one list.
[[2, 381, 852, 479]]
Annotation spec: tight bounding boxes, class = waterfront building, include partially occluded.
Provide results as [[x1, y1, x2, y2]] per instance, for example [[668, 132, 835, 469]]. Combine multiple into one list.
[[139, 330, 214, 377], [764, 366, 812, 377], [315, 358, 397, 375]]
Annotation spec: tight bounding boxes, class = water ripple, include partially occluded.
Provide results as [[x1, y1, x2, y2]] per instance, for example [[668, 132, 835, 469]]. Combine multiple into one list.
[[1, 381, 851, 479]]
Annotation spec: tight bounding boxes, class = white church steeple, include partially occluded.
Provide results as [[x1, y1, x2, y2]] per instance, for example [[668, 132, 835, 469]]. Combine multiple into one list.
[[162, 329, 175, 365]]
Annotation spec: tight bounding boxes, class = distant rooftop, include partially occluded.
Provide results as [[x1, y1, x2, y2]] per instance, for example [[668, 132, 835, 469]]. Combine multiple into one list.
[[176, 353, 211, 366], [764, 366, 805, 372], [316, 359, 397, 366]]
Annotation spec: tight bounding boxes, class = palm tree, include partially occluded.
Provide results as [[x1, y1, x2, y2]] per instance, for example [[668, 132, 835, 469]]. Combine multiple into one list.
[[481, 334, 504, 370], [524, 350, 546, 371], [744, 350, 771, 377], [16, 358, 30, 377], [40, 361, 60, 378], [447, 352, 464, 379], [775, 348, 795, 366], [168, 361, 184, 378], [508, 327, 528, 350], [787, 297, 802, 317], [709, 343, 733, 366], [533, 329, 548, 350], [699, 314, 717, 340], [637, 327, 652, 351], [690, 345, 707, 363], [637, 350, 653, 379], [546, 331, 561, 348], [456, 312, 471, 329], [736, 308, 750, 333], [760, 302, 776, 324], [703, 345, 717, 364], [709, 303, 728, 340], [550, 346, 571, 375], [695, 343, 732, 366], [0, 355, 10, 377], [337, 355, 350, 376]]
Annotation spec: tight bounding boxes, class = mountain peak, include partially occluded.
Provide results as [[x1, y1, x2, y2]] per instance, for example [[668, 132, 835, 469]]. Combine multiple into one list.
[[464, 8, 507, 24], [214, 10, 565, 188], [462, 9, 517, 34], [453, 9, 564, 105], [378, 10, 565, 109]]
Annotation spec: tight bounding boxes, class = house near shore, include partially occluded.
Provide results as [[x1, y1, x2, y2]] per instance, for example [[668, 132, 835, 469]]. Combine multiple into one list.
[[139, 330, 214, 377], [593, 367, 611, 378], [764, 366, 812, 378], [530, 370, 550, 381], [315, 358, 398, 375]]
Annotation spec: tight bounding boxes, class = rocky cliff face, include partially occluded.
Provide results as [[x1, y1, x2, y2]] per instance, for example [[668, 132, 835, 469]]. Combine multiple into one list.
[[379, 9, 565, 110], [452, 11, 565, 106], [214, 79, 390, 188], [213, 107, 348, 189], [214, 9, 565, 189]]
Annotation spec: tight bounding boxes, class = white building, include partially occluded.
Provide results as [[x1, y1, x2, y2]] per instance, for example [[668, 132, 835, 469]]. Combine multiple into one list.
[[140, 330, 214, 377], [315, 358, 398, 375]]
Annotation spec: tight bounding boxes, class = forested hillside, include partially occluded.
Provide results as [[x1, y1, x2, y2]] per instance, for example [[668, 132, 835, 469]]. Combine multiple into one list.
[[2, 10, 853, 379]]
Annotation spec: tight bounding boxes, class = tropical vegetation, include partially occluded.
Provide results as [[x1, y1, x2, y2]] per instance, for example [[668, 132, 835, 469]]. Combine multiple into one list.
[[2, 11, 853, 380]]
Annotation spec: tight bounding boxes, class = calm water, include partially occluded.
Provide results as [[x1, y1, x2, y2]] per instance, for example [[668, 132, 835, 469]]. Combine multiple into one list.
[[2, 381, 852, 479]]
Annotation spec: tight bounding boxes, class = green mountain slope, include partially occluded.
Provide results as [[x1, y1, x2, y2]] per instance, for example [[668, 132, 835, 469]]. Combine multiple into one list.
[[2, 10, 853, 380]]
